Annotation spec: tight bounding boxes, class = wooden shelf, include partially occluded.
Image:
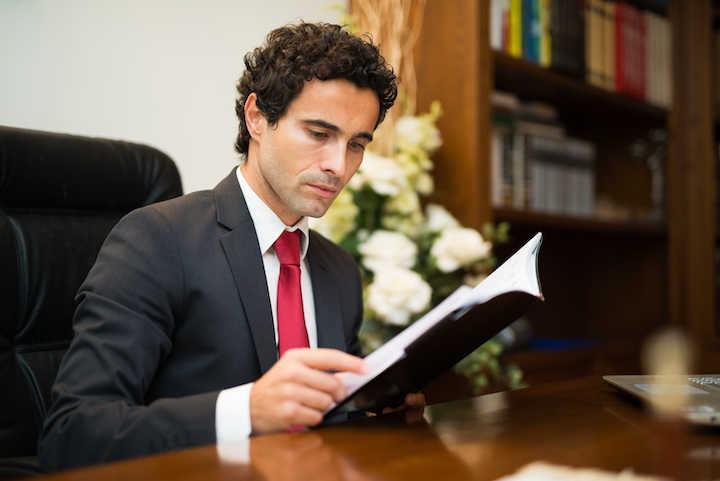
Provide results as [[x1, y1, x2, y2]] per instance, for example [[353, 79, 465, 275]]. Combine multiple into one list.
[[494, 208, 667, 237], [632, 0, 668, 14], [493, 51, 667, 124], [503, 337, 644, 387], [411, 0, 718, 373]]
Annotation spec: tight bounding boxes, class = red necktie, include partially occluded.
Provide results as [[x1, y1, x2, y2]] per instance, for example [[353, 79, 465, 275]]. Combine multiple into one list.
[[274, 230, 309, 356]]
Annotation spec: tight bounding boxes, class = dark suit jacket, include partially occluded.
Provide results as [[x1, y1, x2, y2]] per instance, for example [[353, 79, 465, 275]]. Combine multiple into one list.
[[38, 169, 363, 470]]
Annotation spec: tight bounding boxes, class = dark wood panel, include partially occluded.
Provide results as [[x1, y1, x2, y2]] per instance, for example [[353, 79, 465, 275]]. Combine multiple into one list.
[[414, 0, 490, 229], [667, 0, 718, 371], [495, 223, 668, 342]]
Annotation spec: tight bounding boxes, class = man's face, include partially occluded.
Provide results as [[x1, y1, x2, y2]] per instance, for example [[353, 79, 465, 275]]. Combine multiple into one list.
[[242, 78, 380, 226]]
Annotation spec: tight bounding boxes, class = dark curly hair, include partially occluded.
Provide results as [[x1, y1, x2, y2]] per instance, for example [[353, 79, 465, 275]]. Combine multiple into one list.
[[234, 22, 398, 157]]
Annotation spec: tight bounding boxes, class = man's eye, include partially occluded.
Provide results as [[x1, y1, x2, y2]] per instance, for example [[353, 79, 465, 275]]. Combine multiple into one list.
[[309, 130, 327, 139], [349, 141, 365, 152]]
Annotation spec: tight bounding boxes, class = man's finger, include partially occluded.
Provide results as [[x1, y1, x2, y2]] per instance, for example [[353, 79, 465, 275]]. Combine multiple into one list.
[[283, 366, 348, 402], [283, 348, 368, 375]]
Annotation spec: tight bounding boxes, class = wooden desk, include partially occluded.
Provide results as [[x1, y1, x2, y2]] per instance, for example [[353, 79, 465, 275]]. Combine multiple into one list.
[[41, 376, 720, 481]]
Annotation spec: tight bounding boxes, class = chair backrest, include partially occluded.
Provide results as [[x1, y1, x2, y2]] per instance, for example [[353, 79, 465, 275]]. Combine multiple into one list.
[[0, 126, 183, 462]]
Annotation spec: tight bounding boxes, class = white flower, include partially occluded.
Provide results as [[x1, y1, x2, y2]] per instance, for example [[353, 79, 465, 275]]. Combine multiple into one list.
[[395, 114, 443, 155], [381, 210, 424, 238], [384, 187, 421, 215], [424, 203, 460, 233], [394, 151, 426, 179], [355, 151, 407, 196], [395, 116, 424, 147], [431, 227, 493, 273], [358, 230, 417, 273], [366, 267, 432, 326], [415, 171, 434, 196], [380, 188, 424, 237]]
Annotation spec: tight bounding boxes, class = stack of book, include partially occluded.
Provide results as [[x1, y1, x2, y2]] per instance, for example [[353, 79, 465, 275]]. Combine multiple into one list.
[[491, 92, 596, 218], [585, 0, 671, 107], [490, 0, 672, 108], [491, 0, 583, 77]]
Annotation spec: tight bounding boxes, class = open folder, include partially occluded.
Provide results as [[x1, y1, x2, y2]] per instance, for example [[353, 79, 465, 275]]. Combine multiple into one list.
[[324, 232, 545, 419]]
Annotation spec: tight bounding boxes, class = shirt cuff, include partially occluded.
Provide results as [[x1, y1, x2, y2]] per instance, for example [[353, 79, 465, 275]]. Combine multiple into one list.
[[216, 383, 253, 444]]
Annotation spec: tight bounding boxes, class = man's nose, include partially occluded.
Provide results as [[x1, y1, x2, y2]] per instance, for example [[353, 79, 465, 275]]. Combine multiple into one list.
[[320, 144, 347, 178]]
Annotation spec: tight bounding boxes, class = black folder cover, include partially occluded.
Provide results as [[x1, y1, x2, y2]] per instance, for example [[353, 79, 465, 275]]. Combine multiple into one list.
[[323, 233, 544, 419]]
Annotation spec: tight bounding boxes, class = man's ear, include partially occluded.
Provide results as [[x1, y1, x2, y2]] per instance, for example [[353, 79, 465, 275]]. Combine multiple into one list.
[[245, 93, 265, 140]]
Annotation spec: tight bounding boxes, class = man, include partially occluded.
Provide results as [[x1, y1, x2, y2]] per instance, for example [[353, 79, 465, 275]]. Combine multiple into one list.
[[38, 22, 423, 471]]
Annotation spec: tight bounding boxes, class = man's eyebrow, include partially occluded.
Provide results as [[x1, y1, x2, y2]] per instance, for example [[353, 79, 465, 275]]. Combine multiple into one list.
[[304, 119, 373, 142]]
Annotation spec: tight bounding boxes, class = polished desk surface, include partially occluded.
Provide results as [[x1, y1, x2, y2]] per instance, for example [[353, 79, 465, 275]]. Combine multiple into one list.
[[42, 376, 720, 480]]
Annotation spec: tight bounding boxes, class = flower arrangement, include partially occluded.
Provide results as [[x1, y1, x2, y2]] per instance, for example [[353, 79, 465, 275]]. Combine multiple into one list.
[[315, 0, 524, 393], [310, 103, 522, 393]]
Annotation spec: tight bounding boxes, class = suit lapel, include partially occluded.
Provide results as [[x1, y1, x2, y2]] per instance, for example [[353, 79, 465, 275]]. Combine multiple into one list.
[[308, 233, 347, 352], [215, 169, 278, 374]]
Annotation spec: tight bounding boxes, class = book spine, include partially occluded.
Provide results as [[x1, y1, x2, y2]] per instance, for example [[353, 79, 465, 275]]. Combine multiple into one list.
[[512, 130, 527, 210], [539, 0, 552, 67], [589, 0, 605, 88], [519, 134, 597, 217], [502, 130, 515, 208], [491, 108, 518, 209], [614, 1, 626, 94], [509, 0, 523, 57], [549, 0, 563, 71], [645, 11, 657, 105], [602, 0, 616, 92], [522, 0, 534, 62], [491, 115, 515, 208], [572, 0, 586, 78], [584, 0, 593, 84], [503, 0, 511, 51], [636, 6, 646, 101], [664, 13, 670, 106], [491, 0, 505, 51]]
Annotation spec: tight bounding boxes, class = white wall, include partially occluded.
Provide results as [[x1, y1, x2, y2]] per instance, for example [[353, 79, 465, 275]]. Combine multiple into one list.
[[0, 0, 346, 194]]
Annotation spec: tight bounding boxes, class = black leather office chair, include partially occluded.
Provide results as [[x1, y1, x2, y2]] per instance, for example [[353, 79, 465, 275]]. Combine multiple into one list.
[[0, 126, 183, 478]]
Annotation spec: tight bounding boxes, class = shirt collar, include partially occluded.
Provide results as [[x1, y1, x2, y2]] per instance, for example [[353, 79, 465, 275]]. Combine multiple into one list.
[[236, 167, 309, 259]]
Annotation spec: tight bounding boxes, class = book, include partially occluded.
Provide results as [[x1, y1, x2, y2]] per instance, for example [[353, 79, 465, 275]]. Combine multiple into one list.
[[539, 0, 551, 67], [522, 0, 541, 63], [601, 0, 616, 91], [512, 120, 566, 210], [509, 0, 523, 57], [549, 0, 585, 78], [585, 0, 604, 88], [491, 119, 513, 208], [614, 1, 630, 95], [527, 135, 596, 217], [323, 232, 544, 418], [490, 0, 505, 51], [615, 2, 646, 100]]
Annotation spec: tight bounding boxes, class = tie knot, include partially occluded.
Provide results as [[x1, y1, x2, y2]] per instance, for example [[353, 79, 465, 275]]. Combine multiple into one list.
[[274, 230, 301, 266]]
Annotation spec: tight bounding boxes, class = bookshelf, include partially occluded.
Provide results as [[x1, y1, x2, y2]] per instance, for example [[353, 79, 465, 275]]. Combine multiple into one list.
[[411, 0, 720, 379]]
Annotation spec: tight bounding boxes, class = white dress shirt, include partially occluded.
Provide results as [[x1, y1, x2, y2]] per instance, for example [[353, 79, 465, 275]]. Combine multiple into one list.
[[215, 167, 318, 444]]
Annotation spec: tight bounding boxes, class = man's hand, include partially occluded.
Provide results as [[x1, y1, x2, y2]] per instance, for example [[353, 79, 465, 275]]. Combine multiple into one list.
[[249, 348, 367, 435]]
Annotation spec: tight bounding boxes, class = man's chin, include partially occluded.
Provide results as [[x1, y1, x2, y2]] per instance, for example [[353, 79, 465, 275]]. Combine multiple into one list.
[[305, 208, 330, 219], [297, 202, 332, 219]]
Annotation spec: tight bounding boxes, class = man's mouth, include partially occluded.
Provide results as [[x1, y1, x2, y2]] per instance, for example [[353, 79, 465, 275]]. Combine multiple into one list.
[[308, 183, 338, 198]]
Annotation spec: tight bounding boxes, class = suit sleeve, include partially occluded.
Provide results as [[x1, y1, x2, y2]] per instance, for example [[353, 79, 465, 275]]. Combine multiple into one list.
[[38, 207, 218, 471]]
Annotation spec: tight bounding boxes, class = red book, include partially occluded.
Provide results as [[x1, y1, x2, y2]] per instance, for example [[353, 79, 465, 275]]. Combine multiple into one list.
[[635, 6, 647, 100], [614, 1, 630, 95]]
